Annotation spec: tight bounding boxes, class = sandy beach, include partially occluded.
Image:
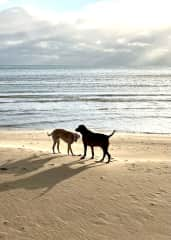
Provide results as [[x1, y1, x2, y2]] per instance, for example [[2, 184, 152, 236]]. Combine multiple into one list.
[[0, 130, 171, 240]]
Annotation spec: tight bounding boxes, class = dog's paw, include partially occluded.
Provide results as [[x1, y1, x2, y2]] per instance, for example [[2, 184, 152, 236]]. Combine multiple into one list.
[[95, 160, 103, 163], [105, 160, 111, 164]]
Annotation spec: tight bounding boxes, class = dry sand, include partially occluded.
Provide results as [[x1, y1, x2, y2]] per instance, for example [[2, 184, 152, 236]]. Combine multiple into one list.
[[0, 130, 170, 240]]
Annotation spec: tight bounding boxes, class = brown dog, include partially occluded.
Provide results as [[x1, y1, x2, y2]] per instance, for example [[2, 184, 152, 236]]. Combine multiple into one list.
[[75, 125, 115, 163], [47, 129, 80, 155]]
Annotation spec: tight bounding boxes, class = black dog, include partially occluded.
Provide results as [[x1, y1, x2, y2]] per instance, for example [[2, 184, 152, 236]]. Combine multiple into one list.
[[75, 125, 115, 163]]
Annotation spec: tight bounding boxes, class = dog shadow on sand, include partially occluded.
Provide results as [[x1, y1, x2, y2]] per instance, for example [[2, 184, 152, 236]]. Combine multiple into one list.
[[0, 153, 62, 176], [0, 153, 104, 196]]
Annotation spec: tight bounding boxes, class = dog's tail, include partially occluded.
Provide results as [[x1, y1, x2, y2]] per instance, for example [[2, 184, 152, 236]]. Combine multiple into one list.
[[108, 130, 116, 138], [47, 132, 52, 136]]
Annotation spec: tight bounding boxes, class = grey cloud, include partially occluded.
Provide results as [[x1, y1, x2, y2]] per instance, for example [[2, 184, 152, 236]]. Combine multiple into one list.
[[0, 7, 171, 67]]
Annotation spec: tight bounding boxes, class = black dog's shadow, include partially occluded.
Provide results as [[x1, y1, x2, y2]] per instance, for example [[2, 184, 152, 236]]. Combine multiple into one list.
[[0, 155, 103, 195]]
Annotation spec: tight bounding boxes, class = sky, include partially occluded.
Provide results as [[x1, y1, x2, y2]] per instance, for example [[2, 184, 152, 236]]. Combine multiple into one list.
[[0, 0, 171, 67], [0, 0, 99, 12]]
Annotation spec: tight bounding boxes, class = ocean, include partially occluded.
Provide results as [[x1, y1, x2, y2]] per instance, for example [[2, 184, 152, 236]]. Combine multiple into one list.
[[0, 65, 171, 133]]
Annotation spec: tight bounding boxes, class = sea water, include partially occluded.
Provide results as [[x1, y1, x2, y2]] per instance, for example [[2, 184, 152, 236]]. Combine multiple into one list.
[[0, 65, 171, 133]]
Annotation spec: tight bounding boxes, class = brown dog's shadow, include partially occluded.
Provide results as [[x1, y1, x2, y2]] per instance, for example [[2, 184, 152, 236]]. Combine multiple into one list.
[[0, 156, 103, 195], [0, 153, 63, 176]]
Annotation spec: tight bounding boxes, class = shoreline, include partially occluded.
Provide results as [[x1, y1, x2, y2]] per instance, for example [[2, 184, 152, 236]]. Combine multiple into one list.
[[0, 127, 171, 135]]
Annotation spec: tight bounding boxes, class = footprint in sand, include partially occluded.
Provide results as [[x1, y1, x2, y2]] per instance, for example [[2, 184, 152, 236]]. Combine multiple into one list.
[[100, 176, 105, 180], [3, 220, 9, 225], [149, 202, 156, 206], [129, 193, 139, 201], [92, 212, 109, 225], [159, 188, 167, 193], [128, 165, 136, 171]]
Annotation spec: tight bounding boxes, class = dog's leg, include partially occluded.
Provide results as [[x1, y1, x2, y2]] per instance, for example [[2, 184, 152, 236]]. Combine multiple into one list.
[[57, 139, 61, 153], [99, 146, 108, 162], [99, 151, 105, 162], [90, 146, 94, 159], [68, 144, 74, 156], [102, 145, 111, 164], [67, 144, 70, 155], [106, 151, 111, 164], [80, 143, 87, 159], [52, 141, 56, 154]]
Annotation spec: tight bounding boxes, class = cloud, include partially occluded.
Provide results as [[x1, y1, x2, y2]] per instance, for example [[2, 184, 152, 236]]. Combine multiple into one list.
[[23, 0, 171, 31], [0, 4, 171, 67], [0, 0, 8, 4]]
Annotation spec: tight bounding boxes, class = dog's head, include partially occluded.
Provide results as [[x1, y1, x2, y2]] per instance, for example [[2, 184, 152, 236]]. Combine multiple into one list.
[[75, 124, 87, 134], [73, 133, 80, 142]]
